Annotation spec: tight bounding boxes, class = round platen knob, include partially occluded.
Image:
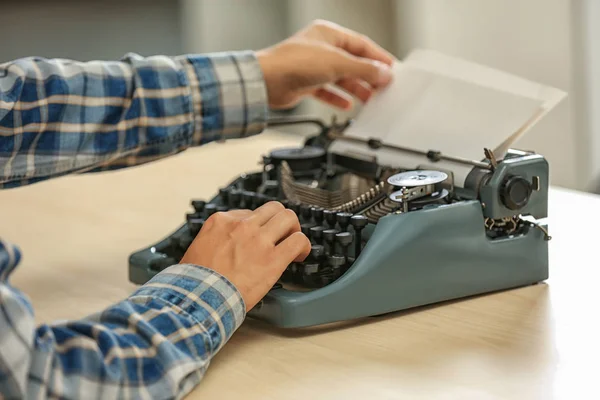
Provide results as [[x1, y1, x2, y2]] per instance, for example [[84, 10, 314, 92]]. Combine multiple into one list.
[[500, 175, 532, 210]]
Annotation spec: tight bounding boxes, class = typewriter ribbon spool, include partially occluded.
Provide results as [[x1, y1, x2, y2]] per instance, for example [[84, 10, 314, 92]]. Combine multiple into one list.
[[387, 170, 449, 212]]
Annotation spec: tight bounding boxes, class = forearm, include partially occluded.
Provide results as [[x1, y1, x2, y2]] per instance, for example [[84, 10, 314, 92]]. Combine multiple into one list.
[[0, 51, 268, 188], [0, 238, 245, 399]]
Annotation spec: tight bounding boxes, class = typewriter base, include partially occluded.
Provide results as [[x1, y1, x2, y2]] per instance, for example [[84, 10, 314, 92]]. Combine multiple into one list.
[[247, 200, 548, 328], [129, 198, 548, 328]]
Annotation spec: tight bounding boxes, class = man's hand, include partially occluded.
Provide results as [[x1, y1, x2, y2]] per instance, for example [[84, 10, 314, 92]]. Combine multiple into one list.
[[257, 20, 395, 110], [180, 202, 311, 311]]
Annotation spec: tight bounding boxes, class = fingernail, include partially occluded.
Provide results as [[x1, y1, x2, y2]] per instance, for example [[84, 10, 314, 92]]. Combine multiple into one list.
[[375, 61, 393, 86]]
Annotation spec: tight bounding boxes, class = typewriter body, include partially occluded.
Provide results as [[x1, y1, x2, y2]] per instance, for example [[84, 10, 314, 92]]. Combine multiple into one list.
[[128, 116, 550, 328]]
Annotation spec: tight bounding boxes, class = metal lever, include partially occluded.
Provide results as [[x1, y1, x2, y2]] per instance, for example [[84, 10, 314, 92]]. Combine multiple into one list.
[[266, 115, 328, 130], [328, 132, 492, 170], [483, 148, 498, 171]]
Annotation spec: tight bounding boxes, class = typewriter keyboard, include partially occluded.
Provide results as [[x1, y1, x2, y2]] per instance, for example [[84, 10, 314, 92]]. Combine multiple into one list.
[[155, 186, 370, 290]]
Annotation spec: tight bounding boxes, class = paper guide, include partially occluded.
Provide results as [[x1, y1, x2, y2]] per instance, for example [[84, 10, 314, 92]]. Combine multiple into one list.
[[328, 49, 567, 185]]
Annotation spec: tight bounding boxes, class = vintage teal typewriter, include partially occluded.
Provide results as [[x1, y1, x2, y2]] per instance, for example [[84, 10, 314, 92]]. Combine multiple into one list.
[[129, 49, 564, 328], [128, 114, 551, 328]]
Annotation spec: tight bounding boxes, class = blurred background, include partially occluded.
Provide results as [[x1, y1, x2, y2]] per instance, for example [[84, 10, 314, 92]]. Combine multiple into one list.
[[1, 0, 597, 193]]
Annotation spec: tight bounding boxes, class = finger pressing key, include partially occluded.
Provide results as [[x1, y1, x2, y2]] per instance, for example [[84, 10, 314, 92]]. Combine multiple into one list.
[[263, 209, 301, 244], [245, 201, 286, 226], [276, 231, 311, 265]]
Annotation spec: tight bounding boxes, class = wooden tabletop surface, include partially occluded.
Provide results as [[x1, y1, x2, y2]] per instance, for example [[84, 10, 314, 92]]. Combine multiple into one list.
[[1, 130, 598, 400]]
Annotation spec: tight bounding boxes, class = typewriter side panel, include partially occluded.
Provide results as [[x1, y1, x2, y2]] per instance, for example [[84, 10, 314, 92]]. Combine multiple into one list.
[[480, 154, 549, 220], [249, 200, 549, 328]]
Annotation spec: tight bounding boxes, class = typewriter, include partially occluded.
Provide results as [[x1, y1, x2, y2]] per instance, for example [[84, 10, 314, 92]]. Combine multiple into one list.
[[128, 114, 550, 328]]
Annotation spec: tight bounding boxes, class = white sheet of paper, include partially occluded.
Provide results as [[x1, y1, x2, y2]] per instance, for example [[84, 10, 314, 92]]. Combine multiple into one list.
[[403, 49, 565, 111], [329, 50, 567, 185], [403, 49, 567, 156]]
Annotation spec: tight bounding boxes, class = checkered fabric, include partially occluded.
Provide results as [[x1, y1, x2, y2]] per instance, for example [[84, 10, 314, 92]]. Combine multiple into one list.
[[0, 51, 267, 399]]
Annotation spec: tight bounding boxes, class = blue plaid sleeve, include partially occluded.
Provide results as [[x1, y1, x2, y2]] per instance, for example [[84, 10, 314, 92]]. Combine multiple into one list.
[[0, 51, 268, 188], [0, 51, 265, 398], [0, 237, 246, 399]]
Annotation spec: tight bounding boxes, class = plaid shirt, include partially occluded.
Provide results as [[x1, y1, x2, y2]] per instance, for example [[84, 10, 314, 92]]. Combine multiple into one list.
[[0, 51, 268, 399]]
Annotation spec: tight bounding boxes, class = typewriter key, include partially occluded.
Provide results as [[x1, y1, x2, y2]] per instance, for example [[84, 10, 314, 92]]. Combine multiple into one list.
[[311, 207, 324, 225], [303, 263, 319, 275], [310, 245, 325, 261], [323, 210, 337, 228], [328, 255, 345, 271], [228, 189, 242, 208], [300, 205, 312, 221], [168, 236, 184, 257], [350, 215, 368, 257], [255, 193, 268, 207], [310, 226, 326, 245], [203, 204, 217, 219], [191, 200, 206, 213], [186, 214, 204, 236], [336, 212, 353, 232], [219, 188, 230, 204], [301, 223, 314, 239], [242, 191, 256, 209], [323, 229, 339, 254], [335, 232, 353, 263]]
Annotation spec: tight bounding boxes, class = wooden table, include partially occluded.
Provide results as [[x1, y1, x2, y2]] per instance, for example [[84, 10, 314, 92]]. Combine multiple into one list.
[[1, 130, 598, 399]]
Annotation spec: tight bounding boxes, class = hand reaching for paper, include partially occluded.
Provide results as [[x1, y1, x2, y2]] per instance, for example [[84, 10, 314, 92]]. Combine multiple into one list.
[[256, 20, 395, 110]]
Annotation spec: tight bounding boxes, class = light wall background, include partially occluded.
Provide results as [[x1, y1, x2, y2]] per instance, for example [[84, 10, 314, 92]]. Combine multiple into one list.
[[1, 0, 597, 192]]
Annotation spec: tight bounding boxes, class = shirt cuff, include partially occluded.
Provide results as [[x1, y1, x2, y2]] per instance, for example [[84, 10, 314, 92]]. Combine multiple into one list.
[[128, 263, 246, 354], [176, 51, 269, 145]]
